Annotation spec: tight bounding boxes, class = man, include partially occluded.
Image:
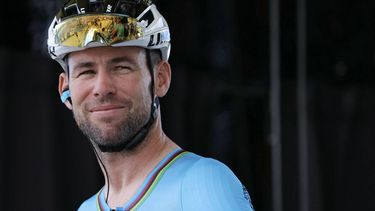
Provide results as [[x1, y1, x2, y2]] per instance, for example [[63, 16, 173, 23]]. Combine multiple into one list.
[[48, 0, 254, 210]]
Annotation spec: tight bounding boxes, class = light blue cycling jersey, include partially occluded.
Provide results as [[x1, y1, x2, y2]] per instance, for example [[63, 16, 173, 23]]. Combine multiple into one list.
[[78, 148, 254, 211]]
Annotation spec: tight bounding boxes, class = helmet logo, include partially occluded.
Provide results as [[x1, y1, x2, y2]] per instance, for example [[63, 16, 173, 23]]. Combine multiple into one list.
[[106, 5, 113, 12], [80, 8, 86, 14]]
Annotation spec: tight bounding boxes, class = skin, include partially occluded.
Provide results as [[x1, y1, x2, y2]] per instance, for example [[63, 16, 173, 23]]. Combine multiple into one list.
[[58, 46, 179, 208]]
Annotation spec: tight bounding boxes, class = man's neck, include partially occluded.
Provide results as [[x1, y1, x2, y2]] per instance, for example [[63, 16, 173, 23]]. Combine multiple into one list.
[[96, 121, 179, 207]]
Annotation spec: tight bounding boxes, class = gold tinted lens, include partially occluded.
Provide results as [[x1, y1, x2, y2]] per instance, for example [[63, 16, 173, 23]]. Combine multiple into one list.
[[54, 14, 143, 47]]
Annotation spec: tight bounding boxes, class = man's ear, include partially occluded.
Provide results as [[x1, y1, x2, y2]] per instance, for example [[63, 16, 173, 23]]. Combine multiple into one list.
[[155, 60, 171, 98], [58, 72, 73, 110]]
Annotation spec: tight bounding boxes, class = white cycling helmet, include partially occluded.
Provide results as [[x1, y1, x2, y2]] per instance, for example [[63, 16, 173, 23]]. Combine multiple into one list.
[[47, 0, 171, 71]]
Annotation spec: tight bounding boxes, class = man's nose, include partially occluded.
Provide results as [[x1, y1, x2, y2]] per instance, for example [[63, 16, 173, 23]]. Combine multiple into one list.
[[92, 70, 116, 97]]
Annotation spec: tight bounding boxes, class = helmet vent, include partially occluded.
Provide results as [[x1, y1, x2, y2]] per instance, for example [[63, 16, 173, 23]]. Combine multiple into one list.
[[139, 10, 154, 26], [89, 2, 106, 12], [64, 4, 80, 17]]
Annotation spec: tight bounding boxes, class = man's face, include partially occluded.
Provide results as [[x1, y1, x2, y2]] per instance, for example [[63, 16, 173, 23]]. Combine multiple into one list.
[[64, 46, 152, 150]]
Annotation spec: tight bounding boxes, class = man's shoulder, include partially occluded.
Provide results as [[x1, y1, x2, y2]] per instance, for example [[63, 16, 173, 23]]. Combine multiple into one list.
[[178, 152, 254, 210], [77, 193, 98, 211], [180, 152, 235, 179], [161, 152, 237, 190]]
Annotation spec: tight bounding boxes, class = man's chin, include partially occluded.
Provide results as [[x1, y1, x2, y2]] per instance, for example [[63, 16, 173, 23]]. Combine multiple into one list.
[[91, 117, 123, 127]]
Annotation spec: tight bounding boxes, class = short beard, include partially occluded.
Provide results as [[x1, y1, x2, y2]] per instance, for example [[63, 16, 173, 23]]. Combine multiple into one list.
[[74, 102, 150, 153]]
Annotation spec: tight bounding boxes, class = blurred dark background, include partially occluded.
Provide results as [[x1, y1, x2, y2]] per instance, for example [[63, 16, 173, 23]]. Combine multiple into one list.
[[0, 0, 374, 210]]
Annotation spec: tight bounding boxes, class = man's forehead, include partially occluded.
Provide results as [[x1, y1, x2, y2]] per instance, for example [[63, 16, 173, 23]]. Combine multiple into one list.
[[69, 46, 144, 61]]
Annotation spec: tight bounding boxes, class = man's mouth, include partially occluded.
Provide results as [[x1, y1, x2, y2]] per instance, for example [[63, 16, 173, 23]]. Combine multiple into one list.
[[90, 105, 125, 112]]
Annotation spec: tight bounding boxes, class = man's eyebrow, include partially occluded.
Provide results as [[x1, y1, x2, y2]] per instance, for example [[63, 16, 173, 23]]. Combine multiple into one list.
[[71, 62, 95, 71], [108, 56, 137, 66]]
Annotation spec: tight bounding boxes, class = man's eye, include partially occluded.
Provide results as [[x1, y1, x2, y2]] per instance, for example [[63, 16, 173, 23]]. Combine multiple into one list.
[[115, 66, 128, 70], [114, 66, 131, 72], [78, 70, 95, 77]]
